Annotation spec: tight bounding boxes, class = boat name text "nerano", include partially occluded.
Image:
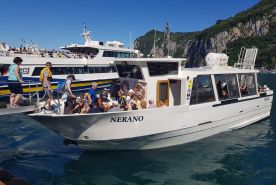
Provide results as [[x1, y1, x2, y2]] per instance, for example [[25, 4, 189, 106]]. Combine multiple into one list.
[[111, 116, 144, 123]]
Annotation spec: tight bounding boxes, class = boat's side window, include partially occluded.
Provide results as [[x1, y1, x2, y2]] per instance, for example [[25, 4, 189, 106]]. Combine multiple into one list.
[[116, 64, 143, 79], [214, 74, 239, 100], [238, 73, 257, 96], [148, 62, 178, 76], [190, 75, 215, 105], [32, 66, 117, 76]]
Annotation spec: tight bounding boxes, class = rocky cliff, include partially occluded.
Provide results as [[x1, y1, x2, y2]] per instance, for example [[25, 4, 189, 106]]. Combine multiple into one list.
[[134, 0, 276, 69]]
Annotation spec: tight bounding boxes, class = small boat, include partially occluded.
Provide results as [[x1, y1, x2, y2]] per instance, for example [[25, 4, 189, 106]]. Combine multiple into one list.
[[28, 47, 274, 150]]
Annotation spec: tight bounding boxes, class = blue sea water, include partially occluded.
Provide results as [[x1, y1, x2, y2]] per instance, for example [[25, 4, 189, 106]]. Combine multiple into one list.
[[0, 74, 275, 185]]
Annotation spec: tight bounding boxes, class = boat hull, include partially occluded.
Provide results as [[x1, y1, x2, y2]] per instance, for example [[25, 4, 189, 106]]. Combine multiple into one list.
[[29, 92, 273, 150]]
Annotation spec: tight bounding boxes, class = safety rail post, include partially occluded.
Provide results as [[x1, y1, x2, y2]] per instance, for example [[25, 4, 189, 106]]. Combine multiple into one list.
[[35, 82, 40, 112]]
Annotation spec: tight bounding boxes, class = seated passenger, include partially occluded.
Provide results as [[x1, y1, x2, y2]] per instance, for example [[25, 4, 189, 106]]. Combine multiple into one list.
[[216, 81, 223, 99], [240, 84, 248, 95], [80, 93, 92, 114], [129, 101, 138, 110], [159, 100, 167, 108], [221, 80, 228, 98], [89, 101, 103, 113], [263, 85, 270, 91], [148, 100, 157, 109], [108, 101, 121, 112], [73, 93, 85, 114]]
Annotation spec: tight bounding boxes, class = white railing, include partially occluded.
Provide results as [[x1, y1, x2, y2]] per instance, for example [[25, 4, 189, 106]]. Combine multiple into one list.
[[234, 46, 258, 70]]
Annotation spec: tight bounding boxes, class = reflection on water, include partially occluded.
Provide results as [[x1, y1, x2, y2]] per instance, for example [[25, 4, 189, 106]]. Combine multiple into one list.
[[0, 74, 276, 185]]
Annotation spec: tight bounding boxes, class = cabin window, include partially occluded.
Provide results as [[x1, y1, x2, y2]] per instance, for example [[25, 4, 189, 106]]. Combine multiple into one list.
[[238, 73, 257, 96], [103, 51, 130, 58], [116, 64, 143, 79], [32, 66, 117, 76], [148, 62, 178, 76], [190, 75, 215, 105], [214, 74, 239, 100]]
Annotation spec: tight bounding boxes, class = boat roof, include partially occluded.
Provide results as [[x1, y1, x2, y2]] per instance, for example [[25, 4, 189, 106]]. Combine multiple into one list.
[[115, 57, 187, 63], [61, 44, 137, 53], [180, 66, 259, 77]]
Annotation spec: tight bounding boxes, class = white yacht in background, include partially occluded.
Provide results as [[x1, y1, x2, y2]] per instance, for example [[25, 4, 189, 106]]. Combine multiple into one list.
[[0, 25, 140, 99], [28, 47, 274, 150]]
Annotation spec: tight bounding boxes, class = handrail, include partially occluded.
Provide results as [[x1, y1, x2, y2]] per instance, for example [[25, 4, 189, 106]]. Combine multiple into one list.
[[0, 80, 66, 114]]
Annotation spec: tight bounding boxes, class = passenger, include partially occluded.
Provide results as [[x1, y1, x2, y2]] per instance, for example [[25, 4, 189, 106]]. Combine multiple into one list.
[[88, 82, 98, 106], [159, 100, 167, 108], [7, 57, 24, 108], [216, 81, 223, 99], [134, 95, 142, 110], [64, 74, 76, 108], [140, 100, 147, 109], [80, 92, 92, 113], [129, 101, 138, 110], [89, 101, 103, 113], [65, 74, 76, 98], [263, 85, 270, 91], [101, 98, 110, 112], [221, 80, 228, 98], [148, 100, 157, 109], [72, 93, 85, 114], [240, 84, 248, 95], [40, 62, 53, 110], [109, 101, 121, 112]]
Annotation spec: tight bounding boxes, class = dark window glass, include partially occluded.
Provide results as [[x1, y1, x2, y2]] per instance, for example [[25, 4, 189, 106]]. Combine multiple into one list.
[[103, 51, 131, 58], [214, 74, 239, 100], [159, 82, 168, 100], [148, 62, 178, 76], [190, 75, 215, 105], [116, 64, 143, 79], [32, 66, 115, 76], [74, 67, 87, 74], [32, 67, 43, 76], [238, 73, 257, 96]]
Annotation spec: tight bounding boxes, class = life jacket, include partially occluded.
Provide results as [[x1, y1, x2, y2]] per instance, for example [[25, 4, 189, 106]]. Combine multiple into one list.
[[39, 67, 52, 82]]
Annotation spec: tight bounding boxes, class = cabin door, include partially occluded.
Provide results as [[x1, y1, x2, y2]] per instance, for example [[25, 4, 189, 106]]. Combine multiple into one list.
[[157, 80, 170, 107]]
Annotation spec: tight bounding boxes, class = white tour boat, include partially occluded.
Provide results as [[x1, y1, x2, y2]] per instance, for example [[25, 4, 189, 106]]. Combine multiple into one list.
[[0, 25, 139, 99], [28, 47, 274, 150]]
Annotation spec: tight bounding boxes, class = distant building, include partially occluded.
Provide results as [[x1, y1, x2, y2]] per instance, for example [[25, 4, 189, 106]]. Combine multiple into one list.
[[0, 42, 9, 51]]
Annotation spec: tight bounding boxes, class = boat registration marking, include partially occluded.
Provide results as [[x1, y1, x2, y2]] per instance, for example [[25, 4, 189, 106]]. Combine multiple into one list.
[[110, 116, 144, 123]]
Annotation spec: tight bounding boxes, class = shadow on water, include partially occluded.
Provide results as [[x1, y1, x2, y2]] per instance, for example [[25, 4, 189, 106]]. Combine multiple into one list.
[[0, 74, 275, 185]]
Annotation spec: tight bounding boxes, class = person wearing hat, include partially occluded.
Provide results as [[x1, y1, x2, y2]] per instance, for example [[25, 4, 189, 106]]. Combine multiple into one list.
[[8, 57, 24, 108]]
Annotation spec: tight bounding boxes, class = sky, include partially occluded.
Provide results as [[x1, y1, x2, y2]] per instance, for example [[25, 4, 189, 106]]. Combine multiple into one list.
[[0, 0, 260, 49]]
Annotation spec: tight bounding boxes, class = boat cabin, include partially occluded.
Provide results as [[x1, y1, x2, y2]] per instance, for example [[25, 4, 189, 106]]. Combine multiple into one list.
[[114, 53, 262, 109]]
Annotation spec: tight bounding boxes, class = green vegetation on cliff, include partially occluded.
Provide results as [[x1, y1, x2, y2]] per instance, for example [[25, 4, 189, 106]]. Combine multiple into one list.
[[134, 0, 276, 69]]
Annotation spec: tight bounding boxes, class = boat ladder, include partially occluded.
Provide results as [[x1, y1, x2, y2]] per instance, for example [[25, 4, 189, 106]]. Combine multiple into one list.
[[234, 46, 258, 70]]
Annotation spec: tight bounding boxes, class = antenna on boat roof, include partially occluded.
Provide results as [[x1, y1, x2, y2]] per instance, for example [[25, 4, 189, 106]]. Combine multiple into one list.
[[81, 23, 92, 45], [129, 32, 132, 49]]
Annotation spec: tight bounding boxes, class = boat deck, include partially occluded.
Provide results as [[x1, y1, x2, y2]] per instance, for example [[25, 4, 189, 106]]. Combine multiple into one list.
[[0, 105, 36, 116]]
